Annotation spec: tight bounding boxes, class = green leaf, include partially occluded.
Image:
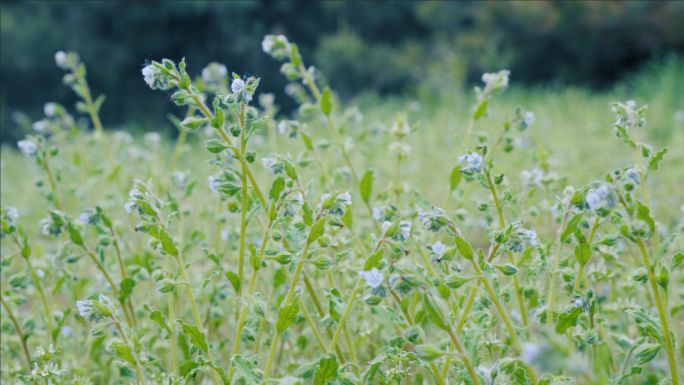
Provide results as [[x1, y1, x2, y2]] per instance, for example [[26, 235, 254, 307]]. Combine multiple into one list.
[[384, 307, 408, 328], [226, 271, 241, 293], [307, 220, 326, 244], [228, 355, 256, 385], [269, 176, 285, 201], [321, 87, 333, 115], [633, 343, 662, 365], [302, 202, 314, 227], [341, 205, 353, 229], [180, 117, 209, 132], [473, 98, 489, 120], [111, 341, 137, 365], [363, 247, 385, 271], [443, 274, 477, 289], [143, 304, 171, 334], [360, 171, 374, 203], [176, 320, 208, 353], [415, 344, 446, 361], [647, 147, 667, 173], [276, 297, 300, 334], [453, 235, 474, 260], [635, 201, 655, 233], [313, 353, 339, 385], [449, 166, 462, 191], [554, 306, 582, 334], [574, 231, 591, 265], [159, 228, 179, 256], [119, 277, 135, 302], [68, 222, 84, 246], [422, 293, 449, 331], [196, 356, 231, 385], [301, 131, 314, 150], [560, 213, 584, 243], [671, 252, 684, 271]]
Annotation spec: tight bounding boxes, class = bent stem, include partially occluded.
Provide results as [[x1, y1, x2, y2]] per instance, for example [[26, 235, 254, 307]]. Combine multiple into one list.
[[1, 295, 34, 374], [546, 205, 571, 329], [111, 316, 147, 385]]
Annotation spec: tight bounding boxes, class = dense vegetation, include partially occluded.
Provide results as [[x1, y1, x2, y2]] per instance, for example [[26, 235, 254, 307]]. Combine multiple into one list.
[[1, 33, 683, 385]]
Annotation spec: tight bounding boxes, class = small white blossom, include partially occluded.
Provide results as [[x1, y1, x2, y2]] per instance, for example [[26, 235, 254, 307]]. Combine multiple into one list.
[[586, 192, 601, 209], [33, 121, 46, 133], [231, 78, 245, 93], [382, 221, 392, 231], [124, 202, 136, 214], [431, 241, 445, 256], [144, 132, 161, 145], [208, 176, 218, 193], [372, 207, 382, 221], [524, 112, 536, 126], [338, 192, 352, 206], [574, 299, 583, 307], [457, 155, 466, 165], [398, 220, 412, 239], [55, 51, 67, 68], [44, 103, 58, 117], [80, 213, 89, 224], [221, 228, 230, 241], [262, 38, 275, 54], [523, 230, 537, 246], [76, 300, 90, 317], [564, 186, 575, 196], [61, 325, 72, 338], [128, 188, 141, 199], [358, 268, 384, 288], [625, 168, 639, 183], [36, 269, 45, 278], [262, 158, 277, 168], [6, 206, 19, 219], [18, 140, 37, 155], [467, 153, 483, 171], [482, 70, 510, 90], [522, 343, 541, 365], [674, 110, 684, 123], [597, 185, 609, 198], [142, 65, 156, 88], [292, 192, 304, 205], [278, 120, 287, 134]]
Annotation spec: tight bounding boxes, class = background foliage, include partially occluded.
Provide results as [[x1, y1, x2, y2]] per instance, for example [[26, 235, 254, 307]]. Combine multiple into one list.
[[2, 1, 684, 142]]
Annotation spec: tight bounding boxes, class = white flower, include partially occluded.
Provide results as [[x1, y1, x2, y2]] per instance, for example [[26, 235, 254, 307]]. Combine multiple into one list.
[[382, 221, 392, 231], [144, 132, 161, 144], [208, 176, 218, 193], [564, 186, 575, 196], [36, 269, 45, 278], [523, 230, 537, 246], [292, 192, 304, 205], [18, 140, 37, 155], [278, 120, 287, 134], [173, 171, 186, 184], [128, 188, 141, 199], [625, 168, 639, 182], [231, 78, 245, 93], [80, 213, 89, 224], [32, 120, 48, 133], [76, 300, 90, 317], [574, 299, 583, 307], [398, 220, 412, 239], [221, 228, 230, 241], [431, 241, 445, 256], [674, 110, 684, 123], [482, 70, 510, 90], [338, 192, 352, 206], [597, 185, 609, 198], [586, 192, 601, 209], [358, 268, 384, 288], [524, 112, 536, 126], [61, 325, 72, 338], [55, 51, 67, 68], [262, 158, 277, 168], [124, 202, 136, 214], [372, 207, 382, 221], [457, 155, 466, 165], [418, 212, 427, 221], [6, 207, 19, 219], [466, 153, 483, 170], [262, 38, 275, 54], [44, 103, 57, 117], [142, 65, 156, 88], [522, 343, 541, 364]]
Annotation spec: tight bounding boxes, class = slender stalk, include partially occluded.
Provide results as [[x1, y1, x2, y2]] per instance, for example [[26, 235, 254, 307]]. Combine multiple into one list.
[[389, 289, 446, 385], [111, 317, 147, 385], [485, 169, 528, 335], [254, 286, 276, 355], [629, 122, 679, 384], [229, 216, 274, 377], [445, 329, 481, 385], [238, 102, 248, 298], [575, 216, 599, 291], [326, 270, 360, 377], [164, 255, 179, 377], [109, 226, 137, 327], [1, 295, 34, 372], [546, 205, 571, 328], [169, 106, 196, 171]]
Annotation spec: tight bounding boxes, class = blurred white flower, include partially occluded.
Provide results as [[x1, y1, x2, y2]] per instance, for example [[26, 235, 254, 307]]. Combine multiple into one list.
[[292, 192, 304, 205], [61, 325, 72, 338], [80, 213, 89, 224], [597, 185, 609, 198], [221, 228, 230, 241], [44, 103, 58, 117], [55, 51, 67, 69], [142, 65, 156, 88], [372, 207, 382, 222], [208, 176, 218, 193], [124, 202, 136, 214], [262, 38, 275, 54], [522, 343, 540, 364], [586, 192, 601, 209], [144, 132, 161, 145], [574, 299, 583, 307], [358, 268, 383, 288], [278, 120, 287, 134], [398, 221, 412, 239], [674, 110, 684, 122], [36, 269, 45, 278], [6, 207, 19, 219], [76, 300, 91, 317], [524, 111, 536, 126], [523, 230, 537, 246], [625, 168, 639, 183], [467, 153, 483, 172], [18, 140, 37, 155], [338, 191, 352, 206]]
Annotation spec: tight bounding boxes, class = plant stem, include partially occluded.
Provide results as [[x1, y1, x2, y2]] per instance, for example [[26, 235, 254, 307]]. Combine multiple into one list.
[[169, 106, 196, 171], [1, 295, 33, 372], [109, 226, 137, 327], [547, 205, 571, 328], [254, 286, 276, 355], [326, 270, 360, 378], [111, 318, 147, 385], [238, 102, 248, 300], [389, 289, 446, 385], [164, 255, 179, 377]]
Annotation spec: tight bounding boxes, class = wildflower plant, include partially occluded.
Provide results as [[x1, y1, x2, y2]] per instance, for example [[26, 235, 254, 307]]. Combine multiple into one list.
[[1, 34, 683, 385]]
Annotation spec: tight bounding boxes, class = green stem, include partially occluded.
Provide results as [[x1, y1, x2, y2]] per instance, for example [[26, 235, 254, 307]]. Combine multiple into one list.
[[445, 329, 481, 385], [109, 226, 137, 327], [326, 270, 360, 378], [164, 255, 179, 377], [547, 206, 571, 328], [112, 318, 147, 385], [238, 102, 248, 299], [1, 295, 34, 372], [169, 106, 195, 171], [42, 153, 61, 210], [254, 286, 276, 355]]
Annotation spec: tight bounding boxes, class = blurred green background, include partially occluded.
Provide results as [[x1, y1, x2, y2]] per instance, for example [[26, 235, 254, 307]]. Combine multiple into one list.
[[2, 1, 684, 143]]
